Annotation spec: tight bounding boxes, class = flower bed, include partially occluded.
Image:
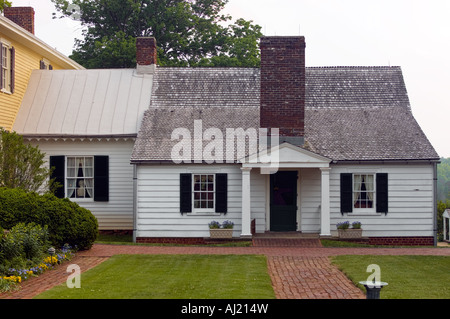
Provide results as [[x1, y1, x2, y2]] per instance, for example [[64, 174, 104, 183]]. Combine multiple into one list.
[[0, 246, 74, 292], [0, 223, 75, 293]]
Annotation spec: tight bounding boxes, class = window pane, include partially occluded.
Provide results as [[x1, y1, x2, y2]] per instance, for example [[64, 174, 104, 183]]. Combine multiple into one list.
[[85, 157, 93, 167], [84, 167, 93, 178], [353, 174, 374, 209], [66, 156, 94, 199], [192, 174, 215, 210]]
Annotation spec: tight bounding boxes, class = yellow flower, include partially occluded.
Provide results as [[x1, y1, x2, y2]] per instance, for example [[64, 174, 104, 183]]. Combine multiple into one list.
[[2, 276, 21, 283]]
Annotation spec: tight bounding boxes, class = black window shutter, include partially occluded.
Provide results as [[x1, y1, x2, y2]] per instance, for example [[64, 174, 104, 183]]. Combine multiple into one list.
[[215, 173, 228, 214], [340, 173, 353, 214], [9, 47, 15, 93], [180, 174, 192, 214], [40, 60, 46, 70], [0, 43, 3, 90], [94, 156, 109, 202], [376, 173, 388, 214], [50, 156, 65, 199]]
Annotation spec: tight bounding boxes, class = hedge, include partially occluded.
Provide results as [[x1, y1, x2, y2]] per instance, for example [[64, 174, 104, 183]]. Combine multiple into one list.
[[0, 188, 98, 250]]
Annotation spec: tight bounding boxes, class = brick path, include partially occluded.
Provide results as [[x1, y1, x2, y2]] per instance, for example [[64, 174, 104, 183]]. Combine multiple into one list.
[[1, 242, 448, 299]]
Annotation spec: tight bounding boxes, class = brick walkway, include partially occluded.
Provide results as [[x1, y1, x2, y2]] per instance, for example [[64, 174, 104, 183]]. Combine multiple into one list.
[[1, 242, 448, 299]]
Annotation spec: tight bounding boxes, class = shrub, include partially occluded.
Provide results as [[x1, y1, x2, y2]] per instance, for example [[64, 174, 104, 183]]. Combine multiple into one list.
[[0, 223, 49, 270], [222, 220, 234, 229], [337, 221, 350, 230], [208, 221, 221, 229], [351, 221, 362, 229], [0, 188, 98, 250]]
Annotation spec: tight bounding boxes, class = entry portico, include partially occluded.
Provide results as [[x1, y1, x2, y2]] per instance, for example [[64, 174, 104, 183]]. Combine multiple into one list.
[[240, 143, 332, 237]]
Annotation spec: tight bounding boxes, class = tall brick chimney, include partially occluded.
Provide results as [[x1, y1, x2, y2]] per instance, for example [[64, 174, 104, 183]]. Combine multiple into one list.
[[4, 7, 35, 34], [136, 37, 157, 74], [260, 36, 306, 142]]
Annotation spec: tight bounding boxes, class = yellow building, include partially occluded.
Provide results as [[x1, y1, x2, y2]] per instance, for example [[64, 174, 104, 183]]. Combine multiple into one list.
[[0, 7, 83, 131]]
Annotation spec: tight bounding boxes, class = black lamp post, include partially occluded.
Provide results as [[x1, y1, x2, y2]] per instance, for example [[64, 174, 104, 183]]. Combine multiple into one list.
[[48, 247, 56, 264], [359, 281, 388, 299]]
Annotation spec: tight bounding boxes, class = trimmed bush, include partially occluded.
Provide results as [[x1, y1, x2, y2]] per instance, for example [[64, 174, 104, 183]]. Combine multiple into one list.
[[0, 188, 98, 250]]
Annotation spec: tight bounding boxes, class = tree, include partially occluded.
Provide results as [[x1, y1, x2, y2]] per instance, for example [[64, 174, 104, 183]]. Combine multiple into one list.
[[0, 129, 53, 193], [437, 158, 450, 202], [51, 0, 262, 68], [0, 0, 12, 13]]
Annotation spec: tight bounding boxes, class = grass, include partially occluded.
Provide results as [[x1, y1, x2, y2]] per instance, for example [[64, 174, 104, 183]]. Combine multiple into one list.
[[34, 254, 276, 299], [331, 255, 450, 299]]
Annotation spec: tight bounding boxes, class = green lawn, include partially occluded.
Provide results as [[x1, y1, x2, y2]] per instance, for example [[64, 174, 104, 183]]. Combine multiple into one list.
[[331, 255, 450, 299], [35, 254, 276, 299]]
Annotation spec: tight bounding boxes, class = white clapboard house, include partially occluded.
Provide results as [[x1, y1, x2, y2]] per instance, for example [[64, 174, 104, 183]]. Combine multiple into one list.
[[13, 36, 440, 245]]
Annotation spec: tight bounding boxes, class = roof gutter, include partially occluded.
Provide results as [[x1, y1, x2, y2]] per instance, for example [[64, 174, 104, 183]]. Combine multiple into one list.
[[331, 158, 441, 165]]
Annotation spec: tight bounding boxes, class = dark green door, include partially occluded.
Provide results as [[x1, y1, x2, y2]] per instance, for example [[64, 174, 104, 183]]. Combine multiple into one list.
[[270, 171, 298, 231]]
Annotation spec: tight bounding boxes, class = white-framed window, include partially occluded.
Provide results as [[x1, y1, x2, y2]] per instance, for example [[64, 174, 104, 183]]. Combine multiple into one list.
[[353, 174, 375, 210], [40, 58, 53, 70], [0, 40, 13, 93], [193, 174, 215, 211], [66, 156, 94, 200]]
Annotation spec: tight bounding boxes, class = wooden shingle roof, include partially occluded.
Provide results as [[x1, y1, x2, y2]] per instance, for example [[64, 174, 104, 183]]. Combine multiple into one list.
[[131, 66, 439, 162]]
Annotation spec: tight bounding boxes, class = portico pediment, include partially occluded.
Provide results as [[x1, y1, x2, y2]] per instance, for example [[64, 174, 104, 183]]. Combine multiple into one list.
[[242, 142, 331, 169]]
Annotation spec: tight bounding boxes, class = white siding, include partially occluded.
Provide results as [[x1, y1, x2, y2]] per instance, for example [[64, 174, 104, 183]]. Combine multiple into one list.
[[31, 139, 135, 230], [136, 162, 435, 238], [329, 163, 435, 237], [136, 164, 266, 238]]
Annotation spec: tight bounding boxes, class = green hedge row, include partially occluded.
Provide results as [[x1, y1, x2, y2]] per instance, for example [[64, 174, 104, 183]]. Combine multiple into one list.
[[0, 188, 98, 250]]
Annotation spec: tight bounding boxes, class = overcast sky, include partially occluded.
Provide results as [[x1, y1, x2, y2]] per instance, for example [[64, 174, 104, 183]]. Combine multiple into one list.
[[12, 0, 450, 158]]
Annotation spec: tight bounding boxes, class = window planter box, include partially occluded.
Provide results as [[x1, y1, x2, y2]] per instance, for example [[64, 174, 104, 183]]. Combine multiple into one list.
[[338, 228, 363, 239], [209, 228, 233, 239]]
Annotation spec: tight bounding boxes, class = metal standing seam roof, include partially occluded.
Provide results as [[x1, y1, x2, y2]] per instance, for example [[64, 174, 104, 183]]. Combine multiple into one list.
[[131, 66, 439, 162], [13, 69, 153, 137]]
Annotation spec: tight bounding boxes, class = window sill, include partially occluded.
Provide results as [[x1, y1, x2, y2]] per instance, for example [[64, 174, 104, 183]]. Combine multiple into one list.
[[347, 211, 382, 216], [69, 198, 94, 203], [1, 89, 12, 95], [186, 212, 222, 216]]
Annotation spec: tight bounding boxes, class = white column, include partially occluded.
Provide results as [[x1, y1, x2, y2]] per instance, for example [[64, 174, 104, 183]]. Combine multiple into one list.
[[320, 167, 331, 237], [241, 167, 252, 237]]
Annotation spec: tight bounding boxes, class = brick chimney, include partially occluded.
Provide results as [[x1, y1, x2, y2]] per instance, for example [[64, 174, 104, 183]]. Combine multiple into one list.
[[4, 7, 35, 34], [136, 37, 157, 74], [260, 36, 306, 143]]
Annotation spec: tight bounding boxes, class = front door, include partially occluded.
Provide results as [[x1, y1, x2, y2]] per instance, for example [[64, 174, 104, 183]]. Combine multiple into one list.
[[270, 171, 298, 231]]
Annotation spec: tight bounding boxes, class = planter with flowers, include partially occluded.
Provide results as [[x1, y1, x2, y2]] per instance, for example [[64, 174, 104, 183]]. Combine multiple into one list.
[[209, 220, 234, 239], [337, 221, 363, 239]]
